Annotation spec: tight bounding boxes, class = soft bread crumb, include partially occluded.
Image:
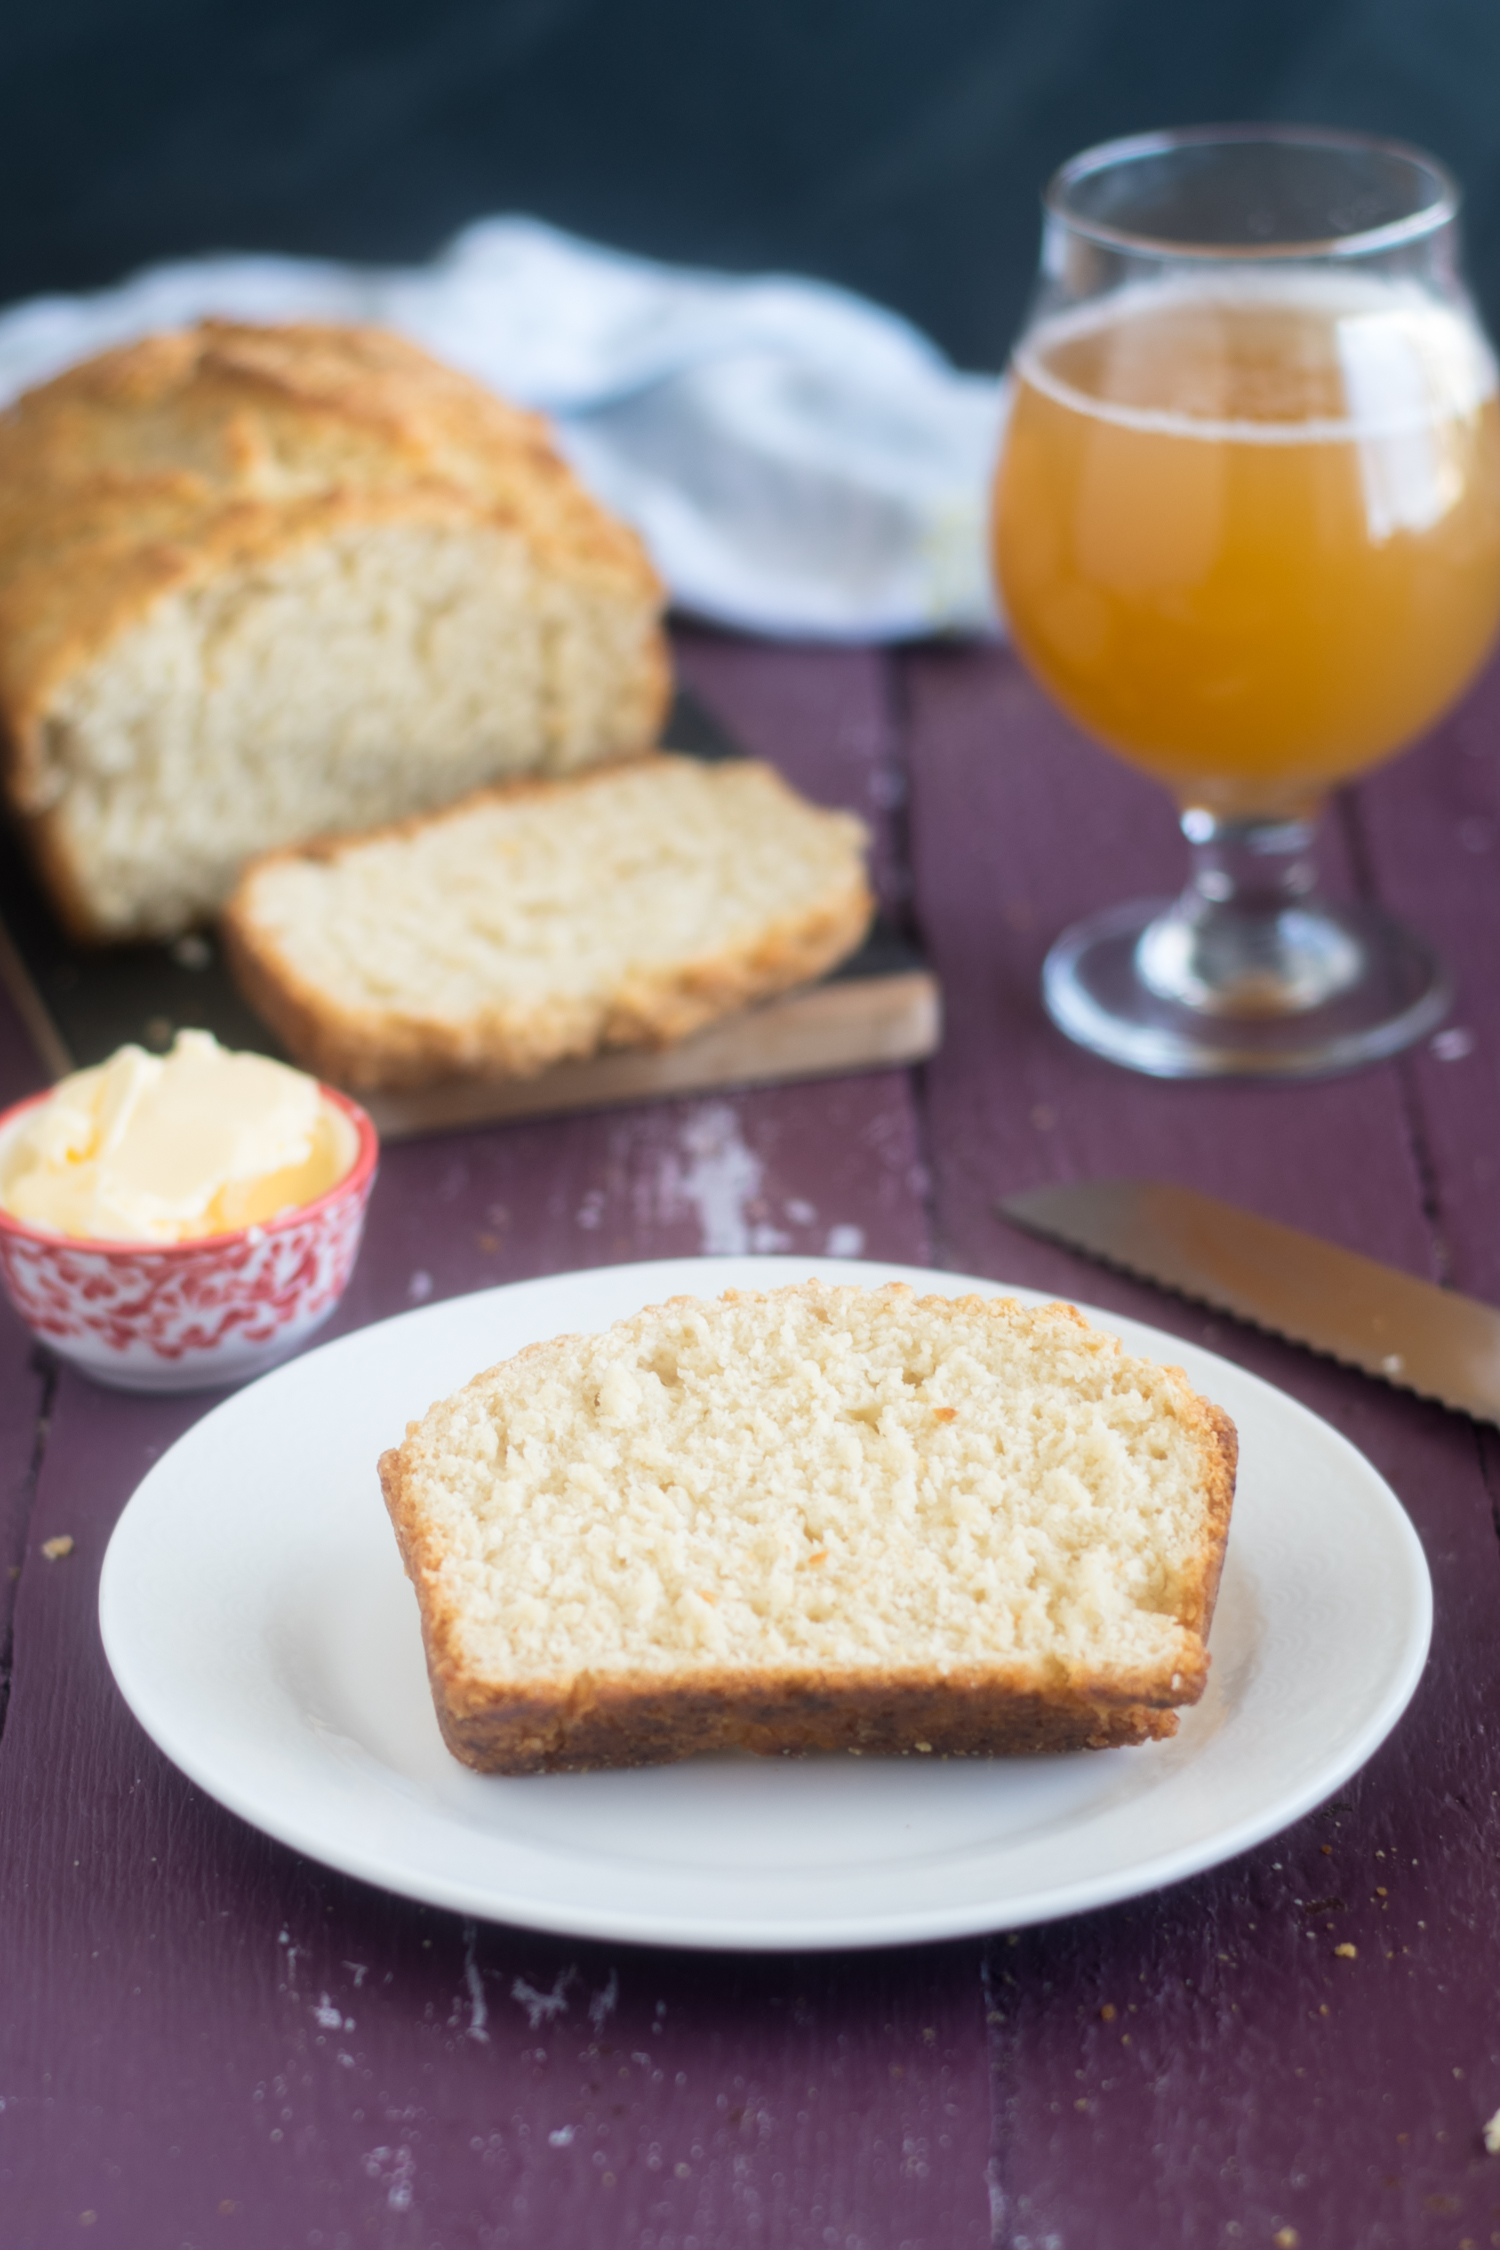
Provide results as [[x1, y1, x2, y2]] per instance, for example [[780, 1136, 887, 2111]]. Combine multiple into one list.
[[380, 1280, 1237, 1773]]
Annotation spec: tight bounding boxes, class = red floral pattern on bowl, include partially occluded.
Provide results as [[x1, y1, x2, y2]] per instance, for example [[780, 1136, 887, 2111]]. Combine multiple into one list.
[[0, 1085, 378, 1392]]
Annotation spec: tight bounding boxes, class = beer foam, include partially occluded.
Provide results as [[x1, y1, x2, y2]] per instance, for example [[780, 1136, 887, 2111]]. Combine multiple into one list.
[[1014, 270, 1497, 444]]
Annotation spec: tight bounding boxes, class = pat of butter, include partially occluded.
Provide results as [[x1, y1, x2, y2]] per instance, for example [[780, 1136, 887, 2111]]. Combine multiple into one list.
[[0, 1029, 353, 1244]]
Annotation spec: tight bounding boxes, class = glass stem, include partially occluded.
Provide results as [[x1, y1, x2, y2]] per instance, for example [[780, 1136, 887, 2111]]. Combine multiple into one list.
[[1135, 806, 1365, 1018]]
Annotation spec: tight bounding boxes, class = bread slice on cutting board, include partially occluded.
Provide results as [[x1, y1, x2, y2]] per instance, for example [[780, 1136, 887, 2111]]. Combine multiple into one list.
[[223, 752, 874, 1092]]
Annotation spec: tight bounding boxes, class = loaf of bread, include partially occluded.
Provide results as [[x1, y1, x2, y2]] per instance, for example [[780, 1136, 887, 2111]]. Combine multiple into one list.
[[379, 1280, 1238, 1774], [223, 752, 873, 1091], [0, 321, 669, 940]]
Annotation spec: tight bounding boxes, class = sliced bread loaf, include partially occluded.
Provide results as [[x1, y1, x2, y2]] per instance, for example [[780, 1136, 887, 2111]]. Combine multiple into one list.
[[0, 321, 669, 939], [379, 1280, 1238, 1774], [223, 753, 873, 1091]]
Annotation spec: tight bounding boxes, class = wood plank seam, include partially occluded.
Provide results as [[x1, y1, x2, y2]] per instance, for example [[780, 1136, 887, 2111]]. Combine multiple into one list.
[[979, 1938, 1014, 2238], [879, 652, 921, 943], [1474, 1426, 1500, 1575], [883, 653, 949, 1266], [1336, 786, 1457, 1288], [1391, 1053, 1458, 1287], [0, 1353, 56, 1752]]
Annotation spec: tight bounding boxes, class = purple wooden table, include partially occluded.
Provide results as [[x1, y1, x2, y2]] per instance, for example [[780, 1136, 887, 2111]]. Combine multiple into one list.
[[4, 623, 1500, 2249]]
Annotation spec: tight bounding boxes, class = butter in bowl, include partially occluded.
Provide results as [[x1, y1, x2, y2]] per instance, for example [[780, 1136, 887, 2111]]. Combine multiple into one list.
[[0, 1030, 377, 1391]]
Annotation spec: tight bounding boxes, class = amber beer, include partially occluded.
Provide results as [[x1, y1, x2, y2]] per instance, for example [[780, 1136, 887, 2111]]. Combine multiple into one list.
[[994, 274, 1500, 816]]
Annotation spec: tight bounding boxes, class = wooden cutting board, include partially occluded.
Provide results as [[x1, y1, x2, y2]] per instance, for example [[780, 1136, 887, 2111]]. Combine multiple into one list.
[[0, 690, 940, 1137]]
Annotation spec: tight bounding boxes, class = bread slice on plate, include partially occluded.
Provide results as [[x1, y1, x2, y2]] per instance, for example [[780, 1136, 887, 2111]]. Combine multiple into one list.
[[379, 1280, 1238, 1774], [223, 753, 874, 1092], [0, 321, 668, 940]]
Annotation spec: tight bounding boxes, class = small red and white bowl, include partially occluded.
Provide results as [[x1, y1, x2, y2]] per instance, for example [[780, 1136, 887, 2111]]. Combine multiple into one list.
[[0, 1085, 378, 1393]]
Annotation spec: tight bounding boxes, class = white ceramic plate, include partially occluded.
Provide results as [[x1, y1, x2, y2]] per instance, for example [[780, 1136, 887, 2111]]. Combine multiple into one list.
[[99, 1255, 1431, 1952]]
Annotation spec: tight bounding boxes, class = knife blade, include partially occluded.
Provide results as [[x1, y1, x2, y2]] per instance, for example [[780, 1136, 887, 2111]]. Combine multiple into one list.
[[1000, 1178, 1500, 1426]]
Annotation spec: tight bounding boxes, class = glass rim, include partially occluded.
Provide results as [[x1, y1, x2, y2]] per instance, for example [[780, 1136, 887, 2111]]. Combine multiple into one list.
[[1045, 123, 1461, 261]]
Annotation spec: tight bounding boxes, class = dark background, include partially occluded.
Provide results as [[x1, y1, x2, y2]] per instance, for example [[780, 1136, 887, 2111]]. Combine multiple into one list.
[[5, 0, 1499, 369]]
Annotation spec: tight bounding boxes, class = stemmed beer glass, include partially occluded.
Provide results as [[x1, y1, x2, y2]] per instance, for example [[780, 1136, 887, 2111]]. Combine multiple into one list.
[[994, 127, 1500, 1077]]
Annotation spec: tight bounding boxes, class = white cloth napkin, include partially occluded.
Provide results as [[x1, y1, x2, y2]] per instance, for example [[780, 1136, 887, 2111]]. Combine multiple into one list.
[[0, 217, 1006, 642]]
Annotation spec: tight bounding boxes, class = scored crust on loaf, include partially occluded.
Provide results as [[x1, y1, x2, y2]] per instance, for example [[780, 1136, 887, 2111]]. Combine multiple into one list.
[[222, 753, 874, 1090], [0, 321, 670, 939], [379, 1281, 1238, 1774]]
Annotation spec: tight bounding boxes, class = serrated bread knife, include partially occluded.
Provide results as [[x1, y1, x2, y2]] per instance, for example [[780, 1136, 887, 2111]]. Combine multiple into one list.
[[1000, 1178, 1500, 1426]]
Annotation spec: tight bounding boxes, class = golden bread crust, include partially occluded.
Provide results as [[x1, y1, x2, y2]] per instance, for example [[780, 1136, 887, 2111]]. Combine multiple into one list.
[[0, 320, 665, 792], [379, 1282, 1239, 1775]]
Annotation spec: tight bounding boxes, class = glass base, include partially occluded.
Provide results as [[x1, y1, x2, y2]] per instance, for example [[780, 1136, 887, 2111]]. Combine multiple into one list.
[[1043, 896, 1452, 1079]]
